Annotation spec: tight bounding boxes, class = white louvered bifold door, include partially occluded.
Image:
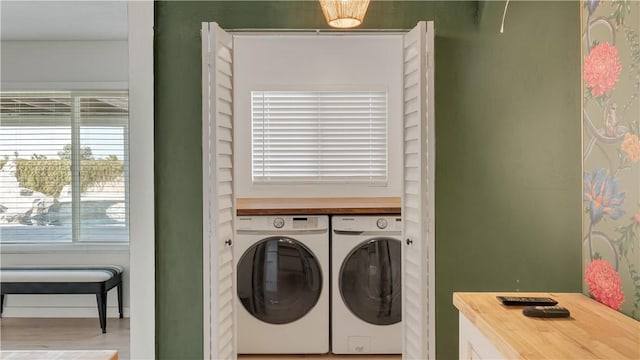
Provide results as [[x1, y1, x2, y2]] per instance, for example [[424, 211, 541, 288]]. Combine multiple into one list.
[[402, 21, 436, 360], [202, 22, 236, 360]]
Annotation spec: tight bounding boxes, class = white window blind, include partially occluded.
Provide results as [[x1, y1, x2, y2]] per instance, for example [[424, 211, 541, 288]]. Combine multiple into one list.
[[0, 91, 129, 244], [252, 91, 388, 184]]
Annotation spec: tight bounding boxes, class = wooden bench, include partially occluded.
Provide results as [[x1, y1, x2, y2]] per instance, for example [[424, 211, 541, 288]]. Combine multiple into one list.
[[0, 266, 123, 333]]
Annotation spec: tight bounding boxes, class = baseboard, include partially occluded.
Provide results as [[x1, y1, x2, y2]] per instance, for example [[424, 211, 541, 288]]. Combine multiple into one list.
[[1, 306, 130, 318]]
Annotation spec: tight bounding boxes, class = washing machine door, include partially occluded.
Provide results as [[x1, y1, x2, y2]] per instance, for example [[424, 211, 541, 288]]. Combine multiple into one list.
[[237, 236, 323, 324], [339, 237, 402, 325]]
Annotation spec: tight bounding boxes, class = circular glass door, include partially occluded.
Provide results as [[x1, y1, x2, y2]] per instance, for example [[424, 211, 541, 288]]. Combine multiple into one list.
[[237, 236, 322, 324], [339, 237, 402, 325]]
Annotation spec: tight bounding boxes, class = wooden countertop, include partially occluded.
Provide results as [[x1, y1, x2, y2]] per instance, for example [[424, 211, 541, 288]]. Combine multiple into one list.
[[453, 292, 640, 359], [236, 197, 401, 215], [0, 350, 118, 360]]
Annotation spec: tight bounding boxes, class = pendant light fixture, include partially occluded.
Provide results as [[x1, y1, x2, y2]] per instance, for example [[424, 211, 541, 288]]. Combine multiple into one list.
[[319, 0, 371, 29]]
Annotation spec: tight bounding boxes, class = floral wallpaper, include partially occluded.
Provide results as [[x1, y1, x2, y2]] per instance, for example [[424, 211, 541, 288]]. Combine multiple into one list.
[[582, 0, 640, 319]]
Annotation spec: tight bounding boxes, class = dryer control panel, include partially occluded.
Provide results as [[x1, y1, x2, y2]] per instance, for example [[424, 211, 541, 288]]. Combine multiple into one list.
[[332, 216, 402, 233]]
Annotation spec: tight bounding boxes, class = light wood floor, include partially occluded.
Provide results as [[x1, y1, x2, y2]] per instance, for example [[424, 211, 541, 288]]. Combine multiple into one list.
[[0, 318, 129, 360], [0, 318, 400, 360]]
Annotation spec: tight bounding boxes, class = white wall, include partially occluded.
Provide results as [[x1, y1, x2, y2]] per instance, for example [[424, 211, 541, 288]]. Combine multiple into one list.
[[1, 40, 128, 90], [0, 39, 130, 318], [233, 34, 403, 198]]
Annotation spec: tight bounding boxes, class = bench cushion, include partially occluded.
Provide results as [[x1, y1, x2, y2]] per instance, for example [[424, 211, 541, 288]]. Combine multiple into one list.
[[0, 266, 123, 283]]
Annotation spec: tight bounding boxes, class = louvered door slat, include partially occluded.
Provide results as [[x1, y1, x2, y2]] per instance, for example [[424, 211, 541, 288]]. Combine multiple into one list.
[[202, 22, 236, 360], [402, 21, 436, 360]]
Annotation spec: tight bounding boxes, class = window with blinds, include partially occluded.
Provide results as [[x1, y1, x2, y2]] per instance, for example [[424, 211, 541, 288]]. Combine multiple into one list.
[[0, 91, 129, 244], [252, 91, 388, 184]]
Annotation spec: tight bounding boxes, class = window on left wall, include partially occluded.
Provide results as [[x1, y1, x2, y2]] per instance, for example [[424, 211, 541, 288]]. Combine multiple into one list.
[[0, 91, 129, 244]]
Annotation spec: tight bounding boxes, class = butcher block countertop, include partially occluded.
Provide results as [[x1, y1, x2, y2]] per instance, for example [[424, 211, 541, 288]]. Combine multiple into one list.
[[453, 292, 640, 359], [236, 197, 401, 215]]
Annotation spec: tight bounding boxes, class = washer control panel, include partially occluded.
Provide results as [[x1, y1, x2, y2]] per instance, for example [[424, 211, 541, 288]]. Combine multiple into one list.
[[236, 215, 328, 232]]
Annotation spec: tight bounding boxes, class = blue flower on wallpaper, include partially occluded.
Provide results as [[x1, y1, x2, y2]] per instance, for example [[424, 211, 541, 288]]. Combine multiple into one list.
[[587, 0, 599, 15], [584, 168, 626, 224]]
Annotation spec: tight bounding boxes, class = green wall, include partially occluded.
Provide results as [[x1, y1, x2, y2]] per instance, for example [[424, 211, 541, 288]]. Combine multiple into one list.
[[155, 1, 582, 359]]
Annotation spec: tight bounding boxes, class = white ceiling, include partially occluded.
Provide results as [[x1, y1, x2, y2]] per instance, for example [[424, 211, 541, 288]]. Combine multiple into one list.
[[1, 1, 128, 41]]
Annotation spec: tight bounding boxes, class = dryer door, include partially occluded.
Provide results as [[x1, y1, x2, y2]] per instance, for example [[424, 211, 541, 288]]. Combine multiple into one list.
[[339, 237, 402, 325], [237, 236, 323, 324]]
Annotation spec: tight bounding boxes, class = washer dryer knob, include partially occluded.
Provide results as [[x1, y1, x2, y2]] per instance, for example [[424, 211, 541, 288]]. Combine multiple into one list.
[[376, 218, 388, 229], [273, 217, 285, 229]]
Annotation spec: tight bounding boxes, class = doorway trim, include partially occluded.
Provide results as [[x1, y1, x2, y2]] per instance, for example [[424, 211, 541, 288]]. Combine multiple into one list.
[[202, 24, 435, 359], [128, 1, 155, 359]]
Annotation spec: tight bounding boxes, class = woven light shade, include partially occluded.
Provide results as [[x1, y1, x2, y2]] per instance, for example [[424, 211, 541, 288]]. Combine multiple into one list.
[[319, 0, 371, 29]]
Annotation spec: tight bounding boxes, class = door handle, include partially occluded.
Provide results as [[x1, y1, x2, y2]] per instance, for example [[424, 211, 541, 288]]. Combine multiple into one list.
[[406, 238, 413, 245], [333, 230, 365, 235], [225, 239, 232, 246]]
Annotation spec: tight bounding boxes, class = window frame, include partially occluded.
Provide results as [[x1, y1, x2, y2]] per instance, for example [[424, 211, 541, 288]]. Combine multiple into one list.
[[0, 90, 130, 247]]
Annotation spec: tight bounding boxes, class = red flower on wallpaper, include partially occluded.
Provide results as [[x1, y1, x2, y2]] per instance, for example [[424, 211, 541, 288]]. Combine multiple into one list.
[[585, 259, 625, 310], [584, 42, 622, 97]]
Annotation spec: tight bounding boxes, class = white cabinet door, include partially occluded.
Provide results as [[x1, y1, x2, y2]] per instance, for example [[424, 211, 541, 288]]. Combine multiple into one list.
[[402, 20, 436, 360], [202, 22, 236, 360], [459, 314, 506, 360]]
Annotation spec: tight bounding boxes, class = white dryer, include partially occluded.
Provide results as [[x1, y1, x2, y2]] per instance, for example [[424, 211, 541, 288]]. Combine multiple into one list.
[[331, 215, 402, 354], [235, 215, 329, 354]]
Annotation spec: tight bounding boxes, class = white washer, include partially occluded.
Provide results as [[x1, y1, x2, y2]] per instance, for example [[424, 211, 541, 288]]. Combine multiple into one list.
[[331, 215, 402, 354], [235, 215, 329, 354]]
